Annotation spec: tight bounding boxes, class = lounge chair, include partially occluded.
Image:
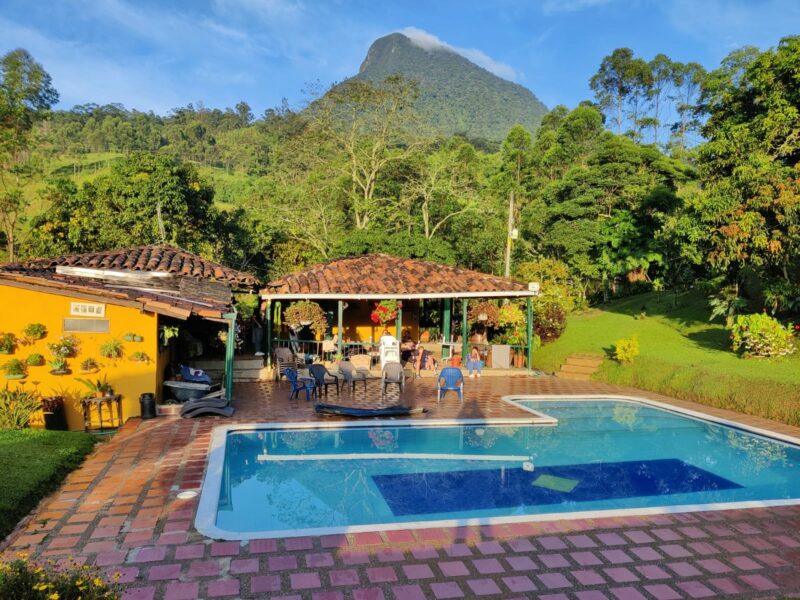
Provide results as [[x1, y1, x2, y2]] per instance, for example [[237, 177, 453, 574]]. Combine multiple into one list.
[[309, 363, 339, 397], [437, 367, 464, 402], [338, 360, 369, 393], [180, 390, 234, 418], [285, 368, 317, 401], [274, 347, 304, 381], [381, 361, 405, 399]]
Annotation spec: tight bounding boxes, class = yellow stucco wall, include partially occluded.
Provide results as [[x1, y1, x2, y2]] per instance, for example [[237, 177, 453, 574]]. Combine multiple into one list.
[[0, 284, 159, 430]]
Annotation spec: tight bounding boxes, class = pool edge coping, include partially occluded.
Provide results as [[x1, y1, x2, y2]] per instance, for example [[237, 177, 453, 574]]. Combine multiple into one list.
[[195, 393, 800, 541]]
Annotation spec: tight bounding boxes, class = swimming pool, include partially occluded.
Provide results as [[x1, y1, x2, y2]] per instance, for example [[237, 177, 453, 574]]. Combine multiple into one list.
[[196, 397, 800, 539]]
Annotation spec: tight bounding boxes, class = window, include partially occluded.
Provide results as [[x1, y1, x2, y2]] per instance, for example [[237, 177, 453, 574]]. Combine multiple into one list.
[[63, 318, 110, 333]]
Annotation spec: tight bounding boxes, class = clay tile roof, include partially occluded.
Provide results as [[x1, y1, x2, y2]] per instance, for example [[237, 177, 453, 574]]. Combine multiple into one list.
[[262, 254, 531, 298], [1, 244, 258, 287]]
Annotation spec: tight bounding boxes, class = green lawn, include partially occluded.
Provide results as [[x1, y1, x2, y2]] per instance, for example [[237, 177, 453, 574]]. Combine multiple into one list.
[[534, 291, 800, 426], [0, 429, 96, 540]]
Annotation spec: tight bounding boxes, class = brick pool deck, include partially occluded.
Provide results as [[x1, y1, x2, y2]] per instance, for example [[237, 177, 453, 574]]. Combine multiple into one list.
[[3, 376, 800, 599]]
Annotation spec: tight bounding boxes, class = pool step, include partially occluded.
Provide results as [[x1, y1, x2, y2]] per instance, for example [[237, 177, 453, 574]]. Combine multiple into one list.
[[556, 354, 604, 380]]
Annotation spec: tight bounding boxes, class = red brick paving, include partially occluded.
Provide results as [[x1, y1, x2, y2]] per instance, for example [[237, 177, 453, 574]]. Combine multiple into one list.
[[2, 375, 800, 599]]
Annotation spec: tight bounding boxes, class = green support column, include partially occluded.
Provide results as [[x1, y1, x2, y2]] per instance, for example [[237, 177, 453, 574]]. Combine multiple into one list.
[[264, 299, 272, 366], [442, 298, 452, 359], [337, 300, 344, 356], [395, 301, 403, 338], [461, 298, 468, 362], [526, 297, 534, 371], [223, 311, 236, 400]]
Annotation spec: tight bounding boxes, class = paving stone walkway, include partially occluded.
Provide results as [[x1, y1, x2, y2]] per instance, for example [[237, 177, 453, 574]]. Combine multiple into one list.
[[3, 376, 800, 599]]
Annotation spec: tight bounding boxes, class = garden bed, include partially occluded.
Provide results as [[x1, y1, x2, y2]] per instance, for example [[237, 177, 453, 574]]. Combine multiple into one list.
[[0, 429, 96, 540]]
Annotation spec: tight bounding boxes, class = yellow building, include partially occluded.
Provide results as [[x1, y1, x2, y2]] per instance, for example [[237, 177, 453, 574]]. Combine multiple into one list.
[[0, 245, 257, 431]]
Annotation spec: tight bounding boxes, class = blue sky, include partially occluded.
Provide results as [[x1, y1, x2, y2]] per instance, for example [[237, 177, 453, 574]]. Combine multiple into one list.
[[1, 0, 796, 116]]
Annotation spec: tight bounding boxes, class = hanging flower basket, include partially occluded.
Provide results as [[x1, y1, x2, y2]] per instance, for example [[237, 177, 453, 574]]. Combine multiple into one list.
[[467, 302, 500, 327], [370, 300, 400, 325], [284, 300, 328, 335]]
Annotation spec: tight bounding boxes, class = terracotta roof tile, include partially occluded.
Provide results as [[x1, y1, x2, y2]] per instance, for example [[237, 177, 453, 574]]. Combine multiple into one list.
[[1, 244, 258, 287], [262, 254, 530, 297]]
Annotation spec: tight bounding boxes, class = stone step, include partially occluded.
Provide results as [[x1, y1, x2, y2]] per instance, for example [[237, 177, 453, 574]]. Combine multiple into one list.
[[559, 363, 598, 375], [564, 355, 604, 368]]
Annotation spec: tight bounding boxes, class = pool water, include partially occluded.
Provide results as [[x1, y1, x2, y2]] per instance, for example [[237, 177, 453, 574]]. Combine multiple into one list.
[[209, 399, 800, 536]]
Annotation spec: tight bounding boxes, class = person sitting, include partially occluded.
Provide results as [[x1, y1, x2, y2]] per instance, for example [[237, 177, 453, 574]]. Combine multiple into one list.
[[466, 346, 484, 378], [400, 329, 416, 362], [414, 344, 438, 372]]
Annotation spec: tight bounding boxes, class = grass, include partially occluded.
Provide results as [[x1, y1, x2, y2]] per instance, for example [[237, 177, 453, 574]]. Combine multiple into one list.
[[0, 429, 96, 540], [534, 290, 800, 426]]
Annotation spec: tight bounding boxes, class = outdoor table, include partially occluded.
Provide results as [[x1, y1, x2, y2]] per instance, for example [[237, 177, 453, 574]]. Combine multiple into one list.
[[81, 394, 122, 433]]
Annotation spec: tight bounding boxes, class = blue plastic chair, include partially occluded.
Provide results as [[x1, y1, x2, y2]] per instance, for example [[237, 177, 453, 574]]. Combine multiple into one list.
[[285, 368, 317, 401], [437, 367, 464, 402], [180, 365, 212, 385]]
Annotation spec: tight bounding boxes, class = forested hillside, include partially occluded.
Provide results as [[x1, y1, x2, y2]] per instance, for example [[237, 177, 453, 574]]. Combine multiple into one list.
[[1, 36, 798, 330]]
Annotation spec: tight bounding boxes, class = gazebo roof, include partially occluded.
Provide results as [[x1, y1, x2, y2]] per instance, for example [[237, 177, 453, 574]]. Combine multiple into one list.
[[261, 254, 535, 300]]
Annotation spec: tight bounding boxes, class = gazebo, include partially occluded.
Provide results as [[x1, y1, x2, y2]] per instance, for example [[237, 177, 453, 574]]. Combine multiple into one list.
[[260, 255, 540, 369]]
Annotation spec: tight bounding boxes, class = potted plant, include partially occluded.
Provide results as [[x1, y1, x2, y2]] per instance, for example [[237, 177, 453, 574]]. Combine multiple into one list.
[[0, 333, 16, 355], [49, 357, 70, 375], [41, 395, 68, 430], [370, 300, 400, 326], [159, 324, 180, 348], [80, 357, 100, 373], [75, 375, 113, 398], [123, 332, 144, 342], [22, 323, 47, 343], [284, 300, 328, 335], [48, 335, 78, 358], [99, 338, 123, 359], [25, 353, 45, 367], [2, 359, 26, 380], [130, 351, 150, 363]]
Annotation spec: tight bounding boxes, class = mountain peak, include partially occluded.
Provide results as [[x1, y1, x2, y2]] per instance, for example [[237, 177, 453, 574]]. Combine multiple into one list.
[[354, 32, 547, 143]]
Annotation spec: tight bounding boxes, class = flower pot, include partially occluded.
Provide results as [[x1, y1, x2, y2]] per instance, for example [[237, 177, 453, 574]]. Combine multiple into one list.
[[0, 350, 11, 355], [94, 390, 107, 398], [50, 369, 71, 376], [300, 320, 312, 326], [4, 374, 25, 380], [450, 356, 462, 367], [478, 313, 488, 321], [43, 407, 68, 431]]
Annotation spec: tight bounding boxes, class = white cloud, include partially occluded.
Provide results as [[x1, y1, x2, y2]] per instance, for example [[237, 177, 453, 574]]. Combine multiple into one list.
[[213, 0, 305, 21], [398, 26, 518, 81]]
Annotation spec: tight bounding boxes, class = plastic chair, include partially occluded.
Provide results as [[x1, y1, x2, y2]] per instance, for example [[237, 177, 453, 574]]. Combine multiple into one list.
[[338, 360, 368, 393], [309, 363, 339, 397], [274, 347, 303, 381], [437, 367, 464, 402], [381, 361, 405, 398], [180, 365, 212, 385], [285, 368, 317, 401]]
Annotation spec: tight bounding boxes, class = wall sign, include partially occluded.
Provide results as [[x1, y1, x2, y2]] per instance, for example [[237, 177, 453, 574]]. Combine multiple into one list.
[[70, 302, 106, 317]]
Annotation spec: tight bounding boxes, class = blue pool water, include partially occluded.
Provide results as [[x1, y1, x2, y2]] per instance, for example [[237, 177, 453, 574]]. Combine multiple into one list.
[[212, 400, 800, 534]]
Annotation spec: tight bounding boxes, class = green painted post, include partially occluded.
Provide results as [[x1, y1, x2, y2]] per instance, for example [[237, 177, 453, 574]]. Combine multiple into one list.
[[223, 311, 236, 400], [265, 299, 272, 366], [461, 298, 468, 362], [396, 301, 403, 339], [442, 298, 452, 359], [526, 297, 534, 371], [337, 300, 344, 356]]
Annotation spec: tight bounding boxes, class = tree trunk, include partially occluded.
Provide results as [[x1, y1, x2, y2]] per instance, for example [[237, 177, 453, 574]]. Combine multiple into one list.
[[504, 189, 515, 278]]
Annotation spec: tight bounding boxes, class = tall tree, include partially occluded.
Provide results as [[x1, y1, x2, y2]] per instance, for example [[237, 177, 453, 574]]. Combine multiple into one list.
[[670, 61, 707, 156], [0, 49, 58, 260], [647, 54, 677, 145], [499, 125, 532, 277], [590, 48, 639, 133]]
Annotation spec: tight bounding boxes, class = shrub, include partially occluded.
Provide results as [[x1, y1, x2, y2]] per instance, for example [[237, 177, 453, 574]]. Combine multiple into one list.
[[0, 554, 120, 599], [1, 359, 26, 378], [285, 300, 328, 334], [26, 354, 45, 366], [730, 313, 796, 357], [614, 336, 640, 364], [130, 351, 150, 363], [80, 357, 99, 372], [22, 323, 47, 342], [49, 357, 69, 374], [467, 301, 501, 327], [99, 339, 123, 359], [0, 387, 41, 429], [0, 333, 16, 354], [533, 300, 567, 343]]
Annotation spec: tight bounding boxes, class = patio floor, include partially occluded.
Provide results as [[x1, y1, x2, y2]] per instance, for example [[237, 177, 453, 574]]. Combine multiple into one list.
[[3, 375, 800, 599]]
